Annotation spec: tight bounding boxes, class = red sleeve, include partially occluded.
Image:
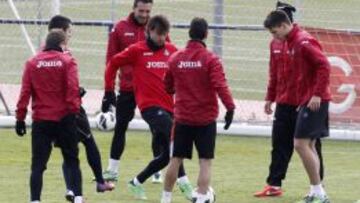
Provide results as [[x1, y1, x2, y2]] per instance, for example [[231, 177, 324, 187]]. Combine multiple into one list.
[[104, 45, 137, 91], [208, 56, 236, 111], [16, 61, 32, 121], [65, 57, 81, 114], [265, 44, 277, 102], [164, 56, 176, 94], [164, 69, 175, 94], [106, 25, 122, 64], [302, 40, 330, 97]]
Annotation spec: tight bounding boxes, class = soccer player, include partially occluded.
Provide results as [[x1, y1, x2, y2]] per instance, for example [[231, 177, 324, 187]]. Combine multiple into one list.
[[264, 10, 331, 203], [104, 15, 192, 200], [15, 30, 84, 203], [101, 0, 162, 183], [161, 17, 235, 203], [47, 15, 114, 202], [255, 1, 325, 197]]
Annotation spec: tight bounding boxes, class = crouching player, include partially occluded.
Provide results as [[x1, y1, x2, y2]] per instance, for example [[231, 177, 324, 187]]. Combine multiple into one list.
[[161, 17, 235, 203]]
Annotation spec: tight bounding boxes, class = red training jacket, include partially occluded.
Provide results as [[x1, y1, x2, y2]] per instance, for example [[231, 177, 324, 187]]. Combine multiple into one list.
[[106, 13, 147, 92], [164, 40, 235, 125], [265, 38, 300, 105], [105, 41, 177, 113], [286, 24, 331, 105], [16, 50, 81, 122]]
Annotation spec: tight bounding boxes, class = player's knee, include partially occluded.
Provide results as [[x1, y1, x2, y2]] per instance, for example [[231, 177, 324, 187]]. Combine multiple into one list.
[[31, 163, 47, 174], [64, 156, 80, 167], [114, 119, 130, 132], [159, 154, 170, 168], [294, 140, 306, 153]]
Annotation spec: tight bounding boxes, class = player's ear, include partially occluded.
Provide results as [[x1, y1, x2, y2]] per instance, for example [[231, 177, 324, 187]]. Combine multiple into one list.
[[279, 22, 286, 30], [204, 30, 208, 40]]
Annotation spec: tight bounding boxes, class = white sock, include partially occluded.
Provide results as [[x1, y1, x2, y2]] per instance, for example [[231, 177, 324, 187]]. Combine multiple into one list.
[[177, 175, 189, 184], [31, 201, 40, 203], [133, 177, 141, 186], [74, 196, 83, 203], [161, 191, 172, 202], [310, 184, 326, 198], [107, 159, 119, 173]]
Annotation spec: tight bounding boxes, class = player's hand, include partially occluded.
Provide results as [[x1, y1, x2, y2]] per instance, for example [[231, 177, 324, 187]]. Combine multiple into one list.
[[224, 110, 234, 130], [307, 96, 321, 111], [264, 101, 273, 115], [79, 86, 86, 97], [101, 91, 116, 113], [15, 120, 26, 136]]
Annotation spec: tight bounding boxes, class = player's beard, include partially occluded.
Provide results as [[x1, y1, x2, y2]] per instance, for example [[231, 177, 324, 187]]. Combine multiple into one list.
[[146, 35, 164, 51], [134, 15, 148, 26]]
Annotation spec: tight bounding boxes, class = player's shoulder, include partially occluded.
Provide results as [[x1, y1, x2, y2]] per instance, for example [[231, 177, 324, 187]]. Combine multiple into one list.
[[204, 47, 220, 61], [270, 38, 283, 48], [165, 42, 178, 52], [167, 48, 184, 63], [297, 31, 321, 49], [57, 51, 77, 65], [133, 40, 147, 49], [112, 17, 132, 33], [26, 56, 37, 68], [114, 17, 129, 27], [125, 40, 146, 53], [294, 27, 316, 44]]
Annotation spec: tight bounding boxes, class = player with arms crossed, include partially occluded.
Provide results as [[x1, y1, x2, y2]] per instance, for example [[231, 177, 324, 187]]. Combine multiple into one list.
[[104, 15, 192, 200], [161, 17, 235, 203], [264, 10, 331, 203]]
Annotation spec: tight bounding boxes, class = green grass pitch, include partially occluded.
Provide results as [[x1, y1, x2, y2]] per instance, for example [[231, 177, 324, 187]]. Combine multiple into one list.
[[0, 128, 360, 202]]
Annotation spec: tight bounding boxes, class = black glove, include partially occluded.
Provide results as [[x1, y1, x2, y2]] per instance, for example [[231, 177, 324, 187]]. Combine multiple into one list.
[[101, 91, 116, 113], [15, 120, 26, 136], [224, 110, 234, 130], [79, 86, 86, 97]]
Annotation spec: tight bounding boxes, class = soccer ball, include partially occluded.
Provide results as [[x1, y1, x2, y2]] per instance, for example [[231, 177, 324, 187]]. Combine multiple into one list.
[[191, 187, 216, 203], [96, 112, 116, 131]]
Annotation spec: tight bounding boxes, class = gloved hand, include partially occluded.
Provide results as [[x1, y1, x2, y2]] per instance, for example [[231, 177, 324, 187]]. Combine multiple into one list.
[[224, 110, 234, 130], [79, 86, 86, 97], [101, 91, 116, 113], [15, 120, 26, 136]]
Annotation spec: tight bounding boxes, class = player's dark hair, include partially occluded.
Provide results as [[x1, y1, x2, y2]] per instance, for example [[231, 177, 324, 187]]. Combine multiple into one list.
[[133, 0, 153, 8], [147, 15, 170, 34], [189, 17, 208, 40], [48, 15, 72, 31], [264, 10, 291, 29], [276, 1, 296, 23], [44, 30, 66, 51]]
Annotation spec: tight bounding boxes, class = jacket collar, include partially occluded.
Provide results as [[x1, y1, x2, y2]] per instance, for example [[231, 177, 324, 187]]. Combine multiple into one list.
[[286, 23, 300, 44], [186, 40, 206, 49], [43, 46, 63, 52]]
